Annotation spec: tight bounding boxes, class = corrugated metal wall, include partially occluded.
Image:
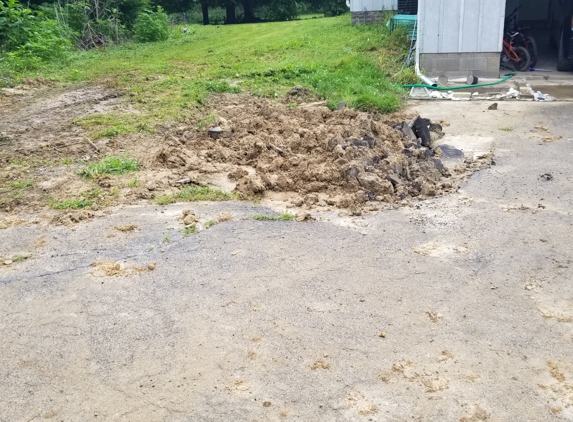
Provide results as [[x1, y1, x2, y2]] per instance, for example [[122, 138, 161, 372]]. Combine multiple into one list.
[[418, 0, 506, 53], [349, 0, 396, 13]]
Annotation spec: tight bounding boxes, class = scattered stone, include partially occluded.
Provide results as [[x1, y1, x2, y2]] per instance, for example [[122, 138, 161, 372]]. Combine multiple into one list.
[[208, 126, 223, 140], [488, 103, 498, 110], [174, 178, 197, 185], [400, 121, 417, 142], [539, 173, 553, 181], [386, 174, 403, 186], [147, 262, 156, 271], [439, 145, 465, 160], [412, 116, 432, 147], [263, 402, 272, 407], [379, 332, 387, 338]]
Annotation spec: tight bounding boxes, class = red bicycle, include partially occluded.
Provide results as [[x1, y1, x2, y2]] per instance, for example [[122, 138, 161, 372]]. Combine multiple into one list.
[[501, 31, 531, 71], [505, 6, 538, 67]]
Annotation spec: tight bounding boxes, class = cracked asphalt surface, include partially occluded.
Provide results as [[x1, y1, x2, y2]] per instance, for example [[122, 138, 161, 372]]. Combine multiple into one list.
[[1, 101, 573, 421]]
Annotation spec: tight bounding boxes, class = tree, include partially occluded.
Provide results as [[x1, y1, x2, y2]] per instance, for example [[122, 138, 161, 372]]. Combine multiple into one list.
[[224, 1, 236, 24], [262, 0, 297, 21], [199, 0, 208, 24], [241, 0, 255, 22]]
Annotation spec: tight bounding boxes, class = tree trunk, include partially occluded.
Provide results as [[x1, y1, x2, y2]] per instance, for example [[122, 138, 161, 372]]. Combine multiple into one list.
[[201, 0, 209, 25], [225, 3, 237, 24], [241, 0, 255, 22]]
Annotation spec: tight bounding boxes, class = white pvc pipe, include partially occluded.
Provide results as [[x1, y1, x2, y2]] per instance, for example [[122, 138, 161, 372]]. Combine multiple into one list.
[[414, 0, 436, 86]]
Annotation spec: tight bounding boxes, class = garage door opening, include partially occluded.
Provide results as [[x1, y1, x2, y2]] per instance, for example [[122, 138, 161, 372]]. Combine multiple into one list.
[[504, 0, 573, 74]]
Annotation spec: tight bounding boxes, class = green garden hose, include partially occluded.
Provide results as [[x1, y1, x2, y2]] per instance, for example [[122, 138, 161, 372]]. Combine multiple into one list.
[[402, 73, 515, 91]]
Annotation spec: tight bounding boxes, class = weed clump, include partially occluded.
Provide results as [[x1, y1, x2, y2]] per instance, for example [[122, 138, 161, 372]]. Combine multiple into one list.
[[77, 156, 138, 178], [51, 199, 92, 209], [156, 186, 237, 205], [248, 213, 293, 221], [180, 225, 197, 236]]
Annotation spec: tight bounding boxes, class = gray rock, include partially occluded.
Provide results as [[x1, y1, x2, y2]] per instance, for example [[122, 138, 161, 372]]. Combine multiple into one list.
[[208, 126, 223, 140]]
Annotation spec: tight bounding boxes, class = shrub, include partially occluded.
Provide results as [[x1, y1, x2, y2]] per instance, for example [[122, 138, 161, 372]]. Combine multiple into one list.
[[134, 6, 169, 42], [0, 0, 70, 69], [114, 0, 149, 29], [5, 19, 70, 69], [0, 0, 36, 51]]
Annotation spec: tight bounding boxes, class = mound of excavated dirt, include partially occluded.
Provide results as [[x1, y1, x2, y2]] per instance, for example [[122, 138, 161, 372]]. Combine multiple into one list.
[[0, 87, 489, 218], [159, 95, 479, 209]]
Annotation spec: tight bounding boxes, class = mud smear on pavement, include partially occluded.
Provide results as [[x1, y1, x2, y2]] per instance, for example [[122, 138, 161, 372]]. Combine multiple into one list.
[[1, 86, 491, 221], [90, 260, 156, 277]]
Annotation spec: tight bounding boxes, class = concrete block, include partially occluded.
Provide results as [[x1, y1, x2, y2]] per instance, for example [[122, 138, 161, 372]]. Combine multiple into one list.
[[420, 52, 501, 78], [351, 11, 383, 25], [435, 58, 461, 72], [486, 57, 501, 71]]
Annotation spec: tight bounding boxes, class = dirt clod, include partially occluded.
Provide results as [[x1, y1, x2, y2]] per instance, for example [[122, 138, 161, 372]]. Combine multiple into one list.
[[91, 260, 123, 277], [181, 210, 199, 226], [310, 360, 330, 370], [52, 210, 99, 226], [0, 217, 28, 229], [115, 224, 138, 232], [294, 212, 314, 222], [90, 260, 154, 277], [217, 212, 234, 222]]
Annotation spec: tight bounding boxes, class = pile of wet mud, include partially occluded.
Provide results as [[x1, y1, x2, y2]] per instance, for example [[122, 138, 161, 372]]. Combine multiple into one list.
[[157, 95, 475, 209]]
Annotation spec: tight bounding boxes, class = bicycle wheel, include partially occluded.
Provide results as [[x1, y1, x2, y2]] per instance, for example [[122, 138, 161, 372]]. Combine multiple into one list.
[[526, 37, 538, 68], [513, 46, 531, 72]]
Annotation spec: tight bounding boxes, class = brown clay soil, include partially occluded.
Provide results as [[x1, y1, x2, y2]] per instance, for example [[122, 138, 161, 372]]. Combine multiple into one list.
[[0, 84, 491, 224]]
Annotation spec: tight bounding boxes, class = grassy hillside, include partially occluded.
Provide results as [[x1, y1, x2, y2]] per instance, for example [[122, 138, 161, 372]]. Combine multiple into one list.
[[5, 15, 413, 123]]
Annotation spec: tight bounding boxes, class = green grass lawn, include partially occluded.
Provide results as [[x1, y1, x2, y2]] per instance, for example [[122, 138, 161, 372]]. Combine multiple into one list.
[[4, 15, 414, 127]]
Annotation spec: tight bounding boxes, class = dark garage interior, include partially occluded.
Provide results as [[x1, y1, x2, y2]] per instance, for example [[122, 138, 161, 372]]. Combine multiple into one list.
[[505, 0, 572, 73]]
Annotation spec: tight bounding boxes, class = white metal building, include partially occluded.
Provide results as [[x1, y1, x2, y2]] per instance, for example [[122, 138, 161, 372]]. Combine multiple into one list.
[[350, 0, 555, 78], [417, 0, 505, 78]]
